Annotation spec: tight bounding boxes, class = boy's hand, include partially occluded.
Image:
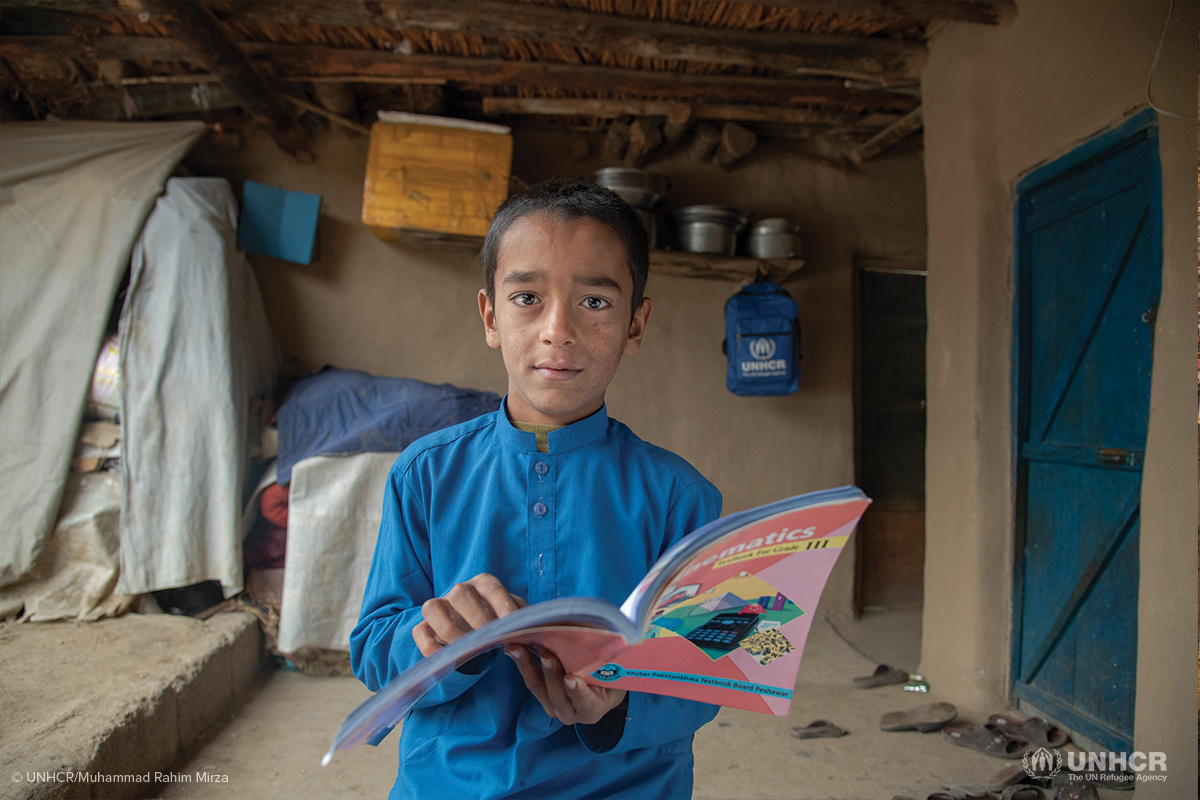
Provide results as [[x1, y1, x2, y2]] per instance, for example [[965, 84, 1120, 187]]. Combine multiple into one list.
[[505, 646, 627, 726], [413, 573, 526, 657]]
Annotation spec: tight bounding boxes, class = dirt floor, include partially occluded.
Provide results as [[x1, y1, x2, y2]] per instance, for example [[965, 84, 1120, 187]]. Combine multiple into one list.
[[3, 609, 1135, 800], [152, 610, 1131, 800]]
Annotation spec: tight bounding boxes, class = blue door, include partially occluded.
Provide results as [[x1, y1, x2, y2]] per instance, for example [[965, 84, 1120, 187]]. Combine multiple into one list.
[[1011, 110, 1161, 752]]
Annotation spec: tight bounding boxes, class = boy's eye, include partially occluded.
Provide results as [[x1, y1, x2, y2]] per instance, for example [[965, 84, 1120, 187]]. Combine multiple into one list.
[[582, 296, 610, 310], [513, 292, 538, 306]]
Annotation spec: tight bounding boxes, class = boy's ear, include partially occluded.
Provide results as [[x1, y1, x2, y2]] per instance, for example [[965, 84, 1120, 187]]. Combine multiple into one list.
[[479, 289, 501, 350], [623, 297, 653, 356]]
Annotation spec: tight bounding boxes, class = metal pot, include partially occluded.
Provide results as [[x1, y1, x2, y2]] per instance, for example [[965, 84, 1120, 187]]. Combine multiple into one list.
[[746, 218, 802, 259], [588, 167, 670, 210], [670, 205, 750, 256]]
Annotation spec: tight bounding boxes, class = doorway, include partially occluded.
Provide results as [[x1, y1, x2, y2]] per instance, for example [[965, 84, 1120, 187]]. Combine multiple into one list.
[[854, 256, 927, 612]]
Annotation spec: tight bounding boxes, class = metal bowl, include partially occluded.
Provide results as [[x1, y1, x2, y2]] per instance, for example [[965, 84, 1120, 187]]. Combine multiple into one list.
[[746, 218, 802, 259], [670, 205, 751, 255], [588, 168, 670, 210]]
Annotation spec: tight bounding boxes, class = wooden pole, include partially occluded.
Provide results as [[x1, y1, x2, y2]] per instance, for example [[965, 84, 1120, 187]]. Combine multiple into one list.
[[137, 1, 313, 160], [0, 36, 919, 112], [481, 96, 857, 127], [849, 105, 922, 164], [212, 0, 930, 84], [686, 123, 722, 163], [16, 0, 927, 83], [625, 117, 663, 167], [603, 120, 631, 160], [712, 122, 757, 170], [716, 0, 1016, 26]]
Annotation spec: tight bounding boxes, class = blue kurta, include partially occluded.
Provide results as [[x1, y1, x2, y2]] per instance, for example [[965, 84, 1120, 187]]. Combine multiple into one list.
[[351, 402, 722, 799]]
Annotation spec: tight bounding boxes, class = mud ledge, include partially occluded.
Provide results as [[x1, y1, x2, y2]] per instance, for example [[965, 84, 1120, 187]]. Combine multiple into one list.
[[1, 612, 263, 800]]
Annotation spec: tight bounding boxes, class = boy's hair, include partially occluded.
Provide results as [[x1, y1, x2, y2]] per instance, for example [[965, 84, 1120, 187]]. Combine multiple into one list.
[[482, 179, 649, 318]]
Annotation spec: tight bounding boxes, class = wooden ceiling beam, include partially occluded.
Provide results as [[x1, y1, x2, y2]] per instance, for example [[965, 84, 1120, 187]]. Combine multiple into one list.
[[221, 0, 928, 84], [135, 1, 313, 159], [481, 97, 861, 128], [718, 1, 1017, 26], [0, 36, 920, 112], [9, 0, 926, 83]]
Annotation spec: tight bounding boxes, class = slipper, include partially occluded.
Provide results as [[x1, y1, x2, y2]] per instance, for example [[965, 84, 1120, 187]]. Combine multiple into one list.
[[1000, 786, 1044, 800], [942, 724, 1028, 758], [989, 763, 1033, 793], [1089, 770, 1134, 790], [879, 701, 958, 732], [939, 782, 987, 799], [988, 713, 1070, 748], [1052, 771, 1097, 800], [853, 663, 910, 688], [790, 719, 847, 739]]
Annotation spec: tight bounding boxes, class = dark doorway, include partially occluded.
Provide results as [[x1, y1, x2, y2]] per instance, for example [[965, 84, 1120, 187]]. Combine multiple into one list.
[[854, 256, 927, 612]]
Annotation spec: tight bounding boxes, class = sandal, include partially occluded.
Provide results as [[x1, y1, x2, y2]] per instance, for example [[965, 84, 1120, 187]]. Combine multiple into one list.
[[942, 724, 1028, 758], [790, 719, 847, 739], [988, 713, 1070, 748], [988, 763, 1028, 793], [938, 782, 987, 799], [1052, 771, 1098, 800], [1001, 786, 1044, 800], [880, 702, 958, 732], [853, 663, 910, 688]]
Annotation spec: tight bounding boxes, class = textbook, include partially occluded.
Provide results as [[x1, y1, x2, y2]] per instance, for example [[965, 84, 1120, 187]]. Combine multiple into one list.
[[323, 485, 870, 764]]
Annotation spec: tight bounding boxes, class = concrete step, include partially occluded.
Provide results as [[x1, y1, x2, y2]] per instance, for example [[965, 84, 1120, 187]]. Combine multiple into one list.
[[0, 612, 262, 800]]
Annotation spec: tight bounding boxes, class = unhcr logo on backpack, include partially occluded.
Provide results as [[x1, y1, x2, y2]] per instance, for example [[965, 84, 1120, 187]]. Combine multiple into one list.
[[741, 337, 787, 375], [748, 337, 776, 360]]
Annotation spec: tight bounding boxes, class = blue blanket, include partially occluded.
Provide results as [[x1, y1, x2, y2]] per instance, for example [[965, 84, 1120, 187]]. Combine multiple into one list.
[[275, 367, 502, 484]]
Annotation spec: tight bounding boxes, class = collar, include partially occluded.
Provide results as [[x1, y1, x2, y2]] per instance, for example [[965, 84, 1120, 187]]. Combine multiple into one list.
[[495, 396, 609, 454]]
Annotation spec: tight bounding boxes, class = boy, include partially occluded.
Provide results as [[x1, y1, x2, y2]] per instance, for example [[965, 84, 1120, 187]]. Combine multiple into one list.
[[351, 180, 721, 799]]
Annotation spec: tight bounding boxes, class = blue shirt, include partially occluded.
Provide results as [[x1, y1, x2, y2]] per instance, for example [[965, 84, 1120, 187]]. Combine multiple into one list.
[[351, 402, 722, 800]]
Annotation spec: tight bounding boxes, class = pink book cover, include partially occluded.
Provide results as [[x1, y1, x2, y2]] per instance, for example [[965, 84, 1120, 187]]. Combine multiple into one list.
[[520, 500, 866, 715], [325, 486, 870, 763]]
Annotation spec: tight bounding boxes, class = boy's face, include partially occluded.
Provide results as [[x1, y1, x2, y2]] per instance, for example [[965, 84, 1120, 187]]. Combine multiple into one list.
[[479, 213, 652, 427]]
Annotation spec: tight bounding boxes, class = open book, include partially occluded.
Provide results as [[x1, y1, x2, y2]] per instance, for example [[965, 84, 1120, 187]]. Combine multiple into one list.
[[323, 485, 870, 765]]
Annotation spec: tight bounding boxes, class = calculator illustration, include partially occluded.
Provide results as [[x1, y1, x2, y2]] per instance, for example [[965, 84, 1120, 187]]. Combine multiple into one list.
[[683, 612, 761, 651]]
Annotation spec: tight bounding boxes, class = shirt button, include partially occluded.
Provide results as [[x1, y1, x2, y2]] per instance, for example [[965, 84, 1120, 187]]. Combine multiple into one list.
[[533, 501, 548, 517], [534, 461, 549, 475]]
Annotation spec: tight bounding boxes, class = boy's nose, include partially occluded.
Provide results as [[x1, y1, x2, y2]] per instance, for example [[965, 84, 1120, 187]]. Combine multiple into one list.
[[541, 300, 577, 345]]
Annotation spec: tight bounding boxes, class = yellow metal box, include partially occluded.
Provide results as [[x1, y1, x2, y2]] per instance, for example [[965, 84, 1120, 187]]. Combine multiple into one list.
[[362, 113, 513, 241]]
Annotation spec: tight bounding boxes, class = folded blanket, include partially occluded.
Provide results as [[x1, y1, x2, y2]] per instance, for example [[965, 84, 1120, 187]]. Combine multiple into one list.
[[275, 367, 501, 484]]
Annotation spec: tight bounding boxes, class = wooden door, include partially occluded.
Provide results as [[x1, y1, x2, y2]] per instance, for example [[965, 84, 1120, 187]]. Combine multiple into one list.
[[1011, 110, 1161, 752]]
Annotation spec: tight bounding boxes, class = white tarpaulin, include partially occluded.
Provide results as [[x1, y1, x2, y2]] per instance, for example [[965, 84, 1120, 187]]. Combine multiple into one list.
[[117, 177, 278, 597], [0, 121, 204, 587], [277, 453, 397, 652]]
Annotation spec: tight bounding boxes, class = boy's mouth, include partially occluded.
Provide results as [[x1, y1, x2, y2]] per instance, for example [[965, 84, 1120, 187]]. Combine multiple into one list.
[[533, 362, 581, 380]]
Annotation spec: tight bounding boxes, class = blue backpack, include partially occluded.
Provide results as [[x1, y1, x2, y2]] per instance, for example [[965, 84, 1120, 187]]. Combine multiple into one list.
[[723, 281, 801, 396]]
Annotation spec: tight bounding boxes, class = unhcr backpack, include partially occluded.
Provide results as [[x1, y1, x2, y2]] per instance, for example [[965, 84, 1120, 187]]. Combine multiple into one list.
[[723, 281, 801, 396]]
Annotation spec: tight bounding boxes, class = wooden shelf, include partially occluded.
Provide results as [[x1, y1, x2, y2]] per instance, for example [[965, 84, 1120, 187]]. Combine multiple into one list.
[[384, 229, 805, 283], [650, 251, 805, 283]]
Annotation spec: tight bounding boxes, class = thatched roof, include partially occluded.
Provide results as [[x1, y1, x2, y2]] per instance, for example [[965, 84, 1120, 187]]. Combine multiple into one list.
[[0, 1, 1014, 164]]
